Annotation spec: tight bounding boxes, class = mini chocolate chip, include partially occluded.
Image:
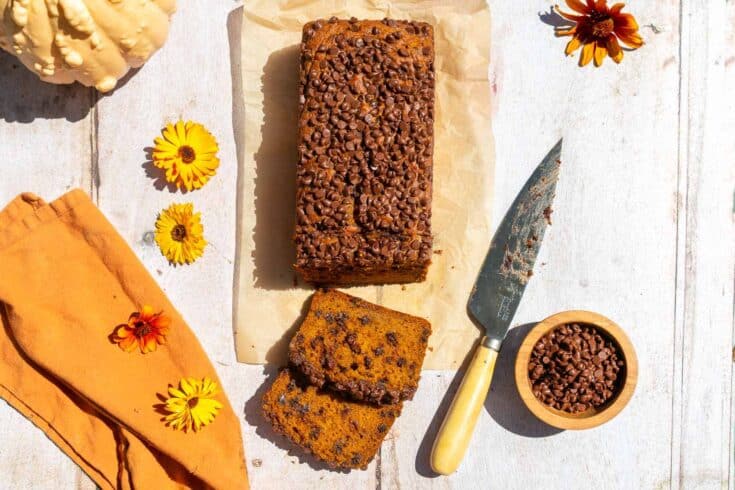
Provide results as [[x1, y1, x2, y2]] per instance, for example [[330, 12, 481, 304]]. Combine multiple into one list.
[[528, 323, 624, 414], [295, 19, 434, 279]]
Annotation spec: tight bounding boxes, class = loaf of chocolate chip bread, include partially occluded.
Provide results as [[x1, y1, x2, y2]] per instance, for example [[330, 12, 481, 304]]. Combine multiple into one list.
[[294, 17, 435, 285]]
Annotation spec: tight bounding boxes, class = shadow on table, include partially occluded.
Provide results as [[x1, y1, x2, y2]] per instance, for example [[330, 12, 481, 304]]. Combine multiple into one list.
[[141, 146, 184, 193], [243, 365, 353, 474], [248, 43, 304, 291], [485, 323, 563, 438], [227, 18, 305, 291], [0, 51, 94, 123], [0, 51, 142, 123], [538, 6, 575, 29], [263, 293, 312, 365], [414, 323, 561, 477]]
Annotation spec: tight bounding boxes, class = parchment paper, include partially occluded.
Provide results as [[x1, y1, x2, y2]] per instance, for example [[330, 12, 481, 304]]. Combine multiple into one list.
[[235, 0, 494, 369]]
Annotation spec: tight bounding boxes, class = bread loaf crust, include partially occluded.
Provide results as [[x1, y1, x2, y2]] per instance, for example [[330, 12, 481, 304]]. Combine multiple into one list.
[[294, 18, 435, 286]]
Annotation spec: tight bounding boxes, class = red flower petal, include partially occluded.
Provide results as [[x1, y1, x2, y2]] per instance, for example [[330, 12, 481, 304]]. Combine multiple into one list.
[[565, 0, 590, 14]]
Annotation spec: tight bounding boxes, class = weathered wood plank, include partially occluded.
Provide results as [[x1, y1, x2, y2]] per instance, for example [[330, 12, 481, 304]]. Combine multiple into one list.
[[0, 49, 96, 490], [93, 2, 376, 489], [382, 1, 682, 488], [676, 0, 735, 487], [0, 0, 733, 488]]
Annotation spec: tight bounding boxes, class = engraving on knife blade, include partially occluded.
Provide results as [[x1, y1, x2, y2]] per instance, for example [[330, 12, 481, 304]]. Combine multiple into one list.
[[497, 294, 513, 321]]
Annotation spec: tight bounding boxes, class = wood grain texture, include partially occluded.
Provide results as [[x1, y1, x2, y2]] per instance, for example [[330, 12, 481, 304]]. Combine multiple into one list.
[[0, 0, 732, 489], [676, 0, 735, 487], [92, 1, 376, 489], [383, 0, 684, 488]]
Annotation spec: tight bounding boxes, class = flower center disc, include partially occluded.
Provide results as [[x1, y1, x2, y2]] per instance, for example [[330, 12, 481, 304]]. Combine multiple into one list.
[[171, 224, 187, 242], [136, 324, 151, 337], [179, 145, 196, 164], [591, 17, 615, 38], [187, 397, 199, 409]]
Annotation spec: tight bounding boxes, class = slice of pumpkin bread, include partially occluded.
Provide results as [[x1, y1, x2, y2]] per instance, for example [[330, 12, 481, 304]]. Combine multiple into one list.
[[289, 289, 432, 405], [261, 369, 401, 470]]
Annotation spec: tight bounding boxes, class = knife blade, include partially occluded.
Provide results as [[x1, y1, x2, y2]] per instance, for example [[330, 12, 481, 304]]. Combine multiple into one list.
[[469, 138, 563, 350], [430, 139, 562, 475]]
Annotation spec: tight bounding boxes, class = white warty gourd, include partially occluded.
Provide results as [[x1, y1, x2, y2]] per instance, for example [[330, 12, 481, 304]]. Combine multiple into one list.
[[0, 0, 176, 93]]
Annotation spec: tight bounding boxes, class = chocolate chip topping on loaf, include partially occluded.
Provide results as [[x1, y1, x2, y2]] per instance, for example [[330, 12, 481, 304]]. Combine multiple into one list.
[[294, 17, 435, 285], [261, 369, 401, 470], [289, 289, 432, 405]]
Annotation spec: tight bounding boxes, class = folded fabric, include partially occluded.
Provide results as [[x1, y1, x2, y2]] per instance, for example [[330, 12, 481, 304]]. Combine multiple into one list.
[[0, 190, 249, 489]]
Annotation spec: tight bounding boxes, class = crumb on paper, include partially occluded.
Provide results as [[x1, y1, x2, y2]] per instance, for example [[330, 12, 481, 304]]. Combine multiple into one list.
[[252, 459, 262, 468], [433, 249, 443, 255], [401, 285, 406, 291], [428, 346, 434, 352]]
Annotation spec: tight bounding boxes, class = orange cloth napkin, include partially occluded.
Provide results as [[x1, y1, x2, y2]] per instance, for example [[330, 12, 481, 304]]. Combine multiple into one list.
[[0, 190, 249, 489]]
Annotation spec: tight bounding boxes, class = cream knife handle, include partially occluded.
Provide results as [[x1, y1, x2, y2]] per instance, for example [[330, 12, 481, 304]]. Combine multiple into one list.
[[430, 337, 499, 475]]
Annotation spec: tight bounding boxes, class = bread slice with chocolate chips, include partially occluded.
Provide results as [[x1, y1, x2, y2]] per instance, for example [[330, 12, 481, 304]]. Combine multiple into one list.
[[289, 289, 432, 405], [261, 368, 401, 470]]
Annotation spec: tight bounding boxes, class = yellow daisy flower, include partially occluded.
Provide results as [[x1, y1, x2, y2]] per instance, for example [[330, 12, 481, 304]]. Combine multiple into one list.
[[155, 203, 207, 265], [152, 120, 220, 192], [163, 377, 223, 433]]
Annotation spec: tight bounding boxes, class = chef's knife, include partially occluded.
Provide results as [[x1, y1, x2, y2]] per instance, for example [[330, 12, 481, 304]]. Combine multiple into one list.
[[430, 139, 563, 475]]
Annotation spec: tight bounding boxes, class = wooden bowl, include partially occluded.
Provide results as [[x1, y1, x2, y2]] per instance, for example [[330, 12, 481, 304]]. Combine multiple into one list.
[[514, 310, 638, 430]]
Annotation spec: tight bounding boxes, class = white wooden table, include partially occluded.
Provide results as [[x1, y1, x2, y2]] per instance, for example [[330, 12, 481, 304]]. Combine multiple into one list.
[[1, 1, 733, 489]]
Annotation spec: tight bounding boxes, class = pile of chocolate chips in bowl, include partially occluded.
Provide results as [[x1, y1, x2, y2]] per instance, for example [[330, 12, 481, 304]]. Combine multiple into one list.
[[528, 323, 625, 414]]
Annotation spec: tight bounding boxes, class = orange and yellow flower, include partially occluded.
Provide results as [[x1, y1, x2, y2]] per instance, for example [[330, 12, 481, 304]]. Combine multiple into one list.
[[556, 0, 643, 67], [111, 306, 171, 354]]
